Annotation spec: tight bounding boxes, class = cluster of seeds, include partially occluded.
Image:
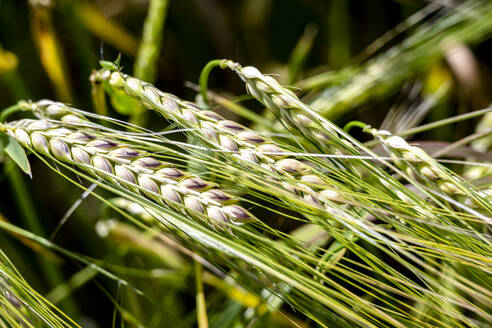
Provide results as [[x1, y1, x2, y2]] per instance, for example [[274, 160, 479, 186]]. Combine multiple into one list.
[[221, 60, 341, 144], [221, 61, 366, 177], [365, 127, 491, 209], [89, 71, 346, 207], [19, 99, 86, 123], [1, 118, 254, 225], [216, 62, 492, 209]]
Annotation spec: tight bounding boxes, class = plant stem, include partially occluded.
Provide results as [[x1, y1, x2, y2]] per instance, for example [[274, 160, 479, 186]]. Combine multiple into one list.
[[199, 59, 223, 106], [328, 0, 350, 67], [132, 0, 169, 126], [432, 128, 492, 158], [134, 0, 169, 83], [400, 106, 492, 137], [0, 105, 21, 123], [287, 24, 318, 84], [194, 261, 209, 328]]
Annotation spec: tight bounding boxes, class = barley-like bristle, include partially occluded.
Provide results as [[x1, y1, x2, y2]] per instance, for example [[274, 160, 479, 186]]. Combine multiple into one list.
[[3, 118, 255, 225], [366, 127, 484, 207], [86, 73, 347, 210]]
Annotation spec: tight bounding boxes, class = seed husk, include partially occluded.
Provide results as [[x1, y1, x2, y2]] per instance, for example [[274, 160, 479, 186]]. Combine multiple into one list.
[[2, 118, 255, 225], [86, 74, 344, 210]]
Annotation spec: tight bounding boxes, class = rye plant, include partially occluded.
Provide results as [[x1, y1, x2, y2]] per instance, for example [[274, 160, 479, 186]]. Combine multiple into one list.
[[0, 1, 491, 327]]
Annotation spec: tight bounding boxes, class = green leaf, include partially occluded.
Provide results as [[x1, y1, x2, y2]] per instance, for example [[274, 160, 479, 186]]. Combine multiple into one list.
[[0, 132, 31, 177], [104, 83, 141, 116]]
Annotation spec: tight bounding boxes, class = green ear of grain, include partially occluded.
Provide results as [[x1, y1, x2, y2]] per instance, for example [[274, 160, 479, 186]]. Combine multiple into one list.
[[3, 118, 255, 226]]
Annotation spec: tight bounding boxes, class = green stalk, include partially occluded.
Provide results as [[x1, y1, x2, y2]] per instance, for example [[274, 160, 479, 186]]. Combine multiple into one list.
[[199, 59, 223, 106], [134, 0, 169, 83], [287, 24, 318, 84], [194, 261, 209, 328], [46, 266, 98, 304], [133, 0, 169, 125], [0, 105, 21, 123], [0, 218, 148, 306], [400, 106, 492, 137], [328, 0, 350, 67]]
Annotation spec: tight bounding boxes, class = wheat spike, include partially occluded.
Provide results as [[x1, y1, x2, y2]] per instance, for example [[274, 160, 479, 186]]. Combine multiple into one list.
[[365, 127, 491, 210], [218, 60, 342, 144], [19, 99, 86, 123], [217, 61, 367, 179], [1, 118, 255, 225], [89, 71, 347, 207], [214, 62, 492, 211]]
